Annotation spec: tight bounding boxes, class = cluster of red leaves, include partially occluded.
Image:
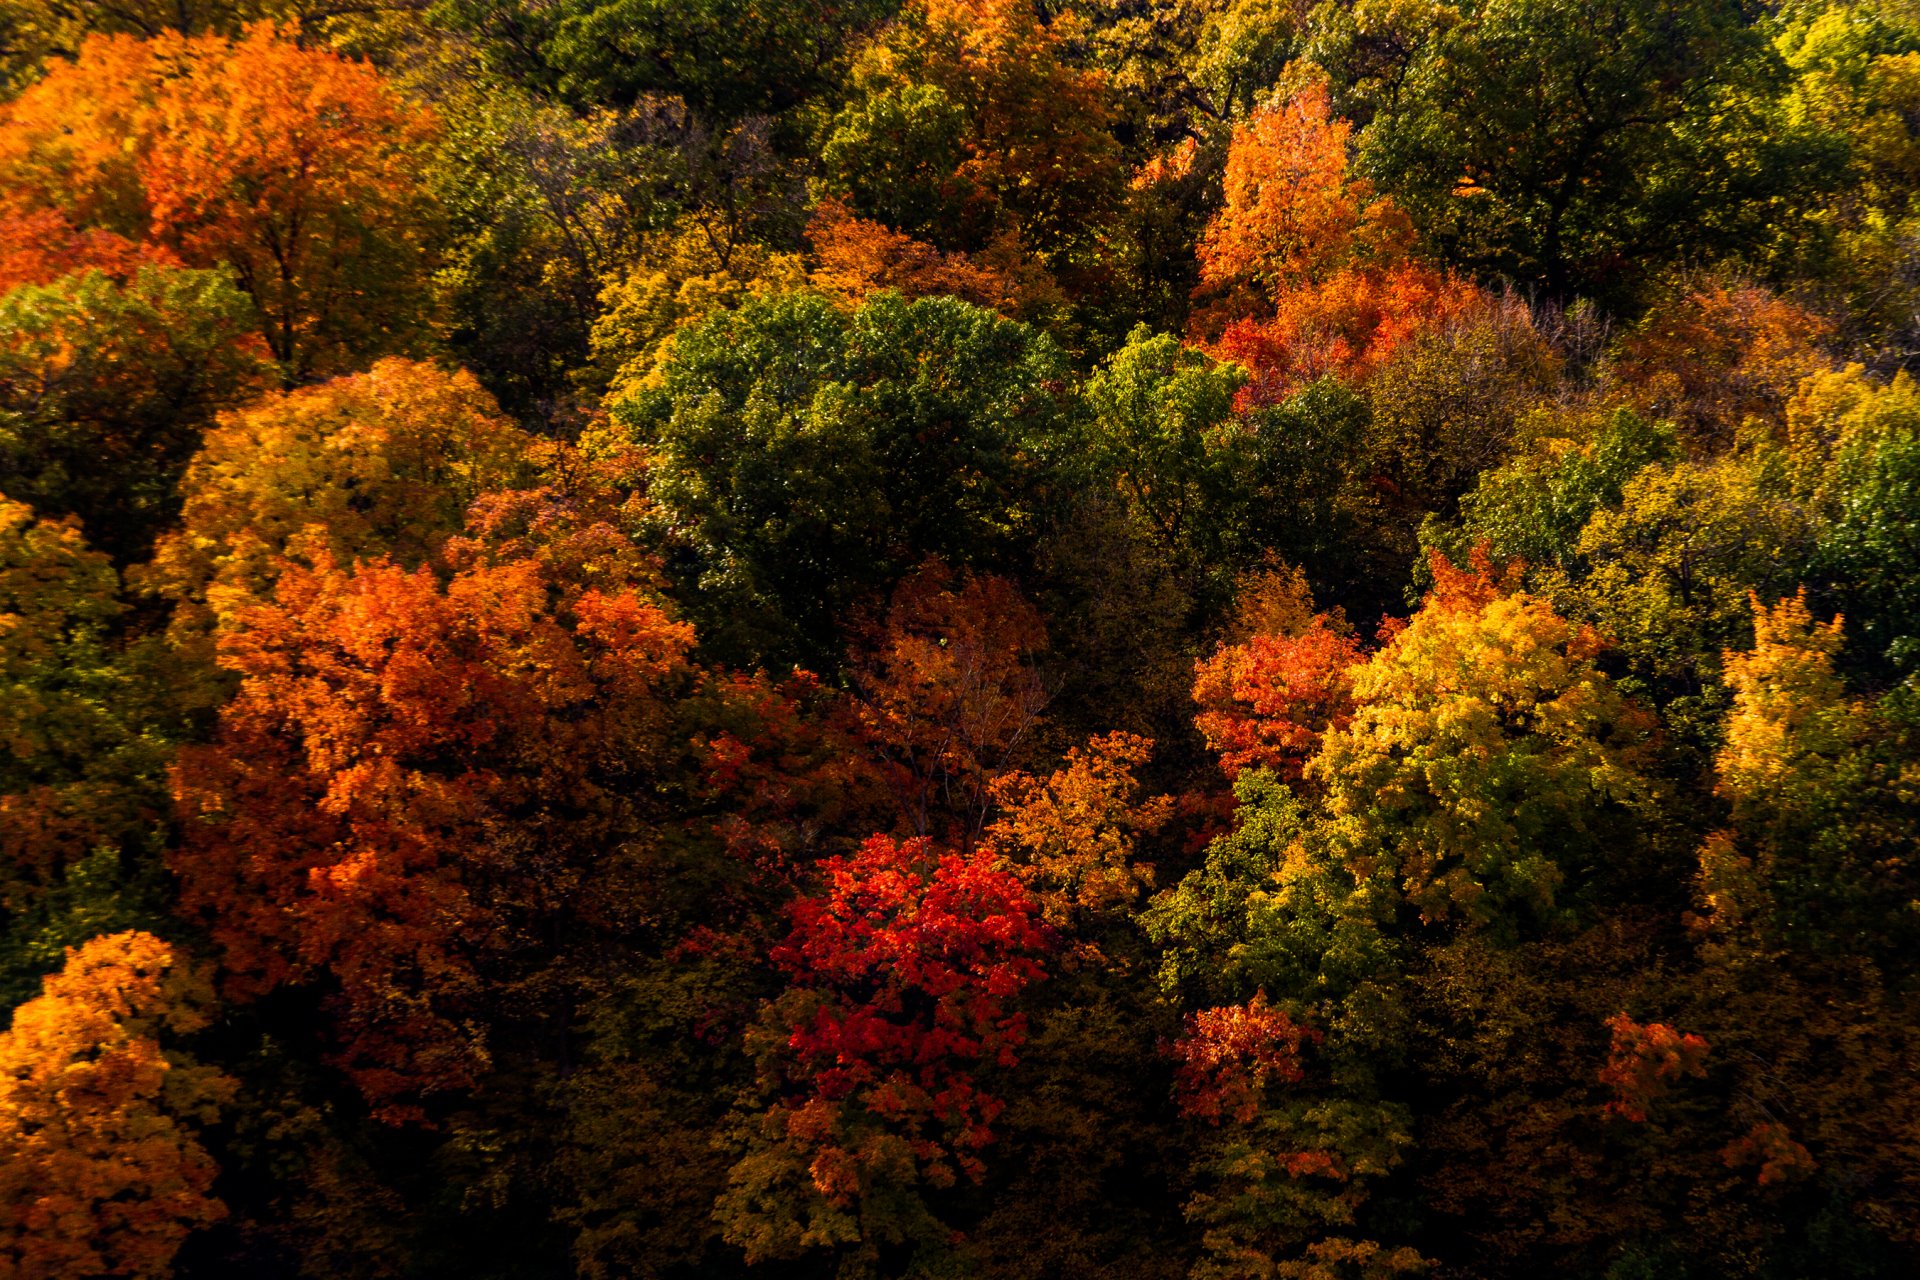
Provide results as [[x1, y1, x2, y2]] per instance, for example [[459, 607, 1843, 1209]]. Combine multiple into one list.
[[171, 532, 694, 1120], [1169, 991, 1320, 1126], [1193, 614, 1363, 782], [1598, 1013, 1711, 1122], [1214, 262, 1489, 408], [0, 208, 177, 294], [769, 833, 1052, 1189], [694, 667, 890, 882], [1425, 544, 1529, 614]]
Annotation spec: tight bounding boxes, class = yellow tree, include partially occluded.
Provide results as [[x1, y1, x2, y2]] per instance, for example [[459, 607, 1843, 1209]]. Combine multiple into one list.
[[0, 931, 232, 1279], [145, 358, 535, 644], [1311, 559, 1658, 925]]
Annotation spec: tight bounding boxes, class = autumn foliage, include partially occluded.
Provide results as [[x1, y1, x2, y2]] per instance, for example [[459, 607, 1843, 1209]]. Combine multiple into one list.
[[722, 833, 1050, 1258], [171, 521, 694, 1118], [1193, 613, 1363, 782], [0, 932, 230, 1279], [0, 25, 437, 377], [4, 2, 1920, 1276], [1597, 1013, 1710, 1122], [845, 563, 1050, 844], [1170, 992, 1318, 1126], [1193, 80, 1488, 404]]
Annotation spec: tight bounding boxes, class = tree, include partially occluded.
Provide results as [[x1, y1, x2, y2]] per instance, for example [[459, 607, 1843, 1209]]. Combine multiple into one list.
[[717, 832, 1051, 1269], [1425, 407, 1677, 580], [170, 487, 697, 1121], [0, 25, 439, 379], [1195, 78, 1402, 303], [145, 358, 535, 643], [1082, 325, 1256, 606], [1193, 611, 1362, 784], [0, 265, 267, 563], [1344, 0, 1808, 301], [805, 197, 1065, 322], [985, 731, 1171, 927], [1612, 278, 1835, 450], [1791, 366, 1920, 672], [1704, 591, 1917, 961], [1311, 555, 1658, 926], [820, 0, 1125, 284], [0, 500, 173, 1006], [0, 931, 232, 1280], [608, 289, 1076, 667], [439, 0, 892, 120], [1191, 79, 1487, 405], [845, 562, 1051, 846]]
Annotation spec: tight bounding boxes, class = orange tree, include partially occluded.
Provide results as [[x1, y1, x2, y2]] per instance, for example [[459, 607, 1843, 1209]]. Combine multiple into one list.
[[0, 24, 439, 381], [170, 471, 697, 1121]]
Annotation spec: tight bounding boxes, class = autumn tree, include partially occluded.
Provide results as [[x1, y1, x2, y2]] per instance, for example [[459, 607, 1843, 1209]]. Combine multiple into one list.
[[1146, 556, 1670, 1275], [0, 931, 232, 1279], [845, 562, 1051, 846], [1668, 596, 1920, 1260], [985, 731, 1170, 928], [1193, 610, 1362, 785], [1612, 278, 1836, 450], [0, 265, 267, 563], [170, 478, 697, 1120], [0, 25, 439, 380], [1192, 78, 1487, 405], [717, 832, 1051, 1269], [587, 217, 808, 401], [1311, 555, 1659, 925], [804, 197, 1066, 322], [820, 0, 1125, 288], [1195, 78, 1398, 302], [145, 358, 535, 644]]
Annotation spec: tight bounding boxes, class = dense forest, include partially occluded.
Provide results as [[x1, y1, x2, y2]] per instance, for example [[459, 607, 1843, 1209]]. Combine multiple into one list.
[[2, 0, 1920, 1276]]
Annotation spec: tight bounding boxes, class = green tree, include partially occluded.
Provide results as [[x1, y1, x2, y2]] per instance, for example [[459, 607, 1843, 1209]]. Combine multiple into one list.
[[0, 266, 266, 563], [1082, 325, 1253, 609], [607, 289, 1077, 667], [1344, 0, 1818, 300]]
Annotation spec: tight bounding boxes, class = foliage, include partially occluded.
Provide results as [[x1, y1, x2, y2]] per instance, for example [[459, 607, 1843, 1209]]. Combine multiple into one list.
[[0, 25, 439, 379], [718, 832, 1050, 1267], [608, 289, 1075, 667], [0, 265, 267, 562], [145, 358, 535, 642], [0, 1, 1918, 1275], [0, 500, 174, 1006], [1344, 0, 1815, 301], [0, 931, 232, 1279], [170, 498, 695, 1120], [820, 0, 1125, 284]]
